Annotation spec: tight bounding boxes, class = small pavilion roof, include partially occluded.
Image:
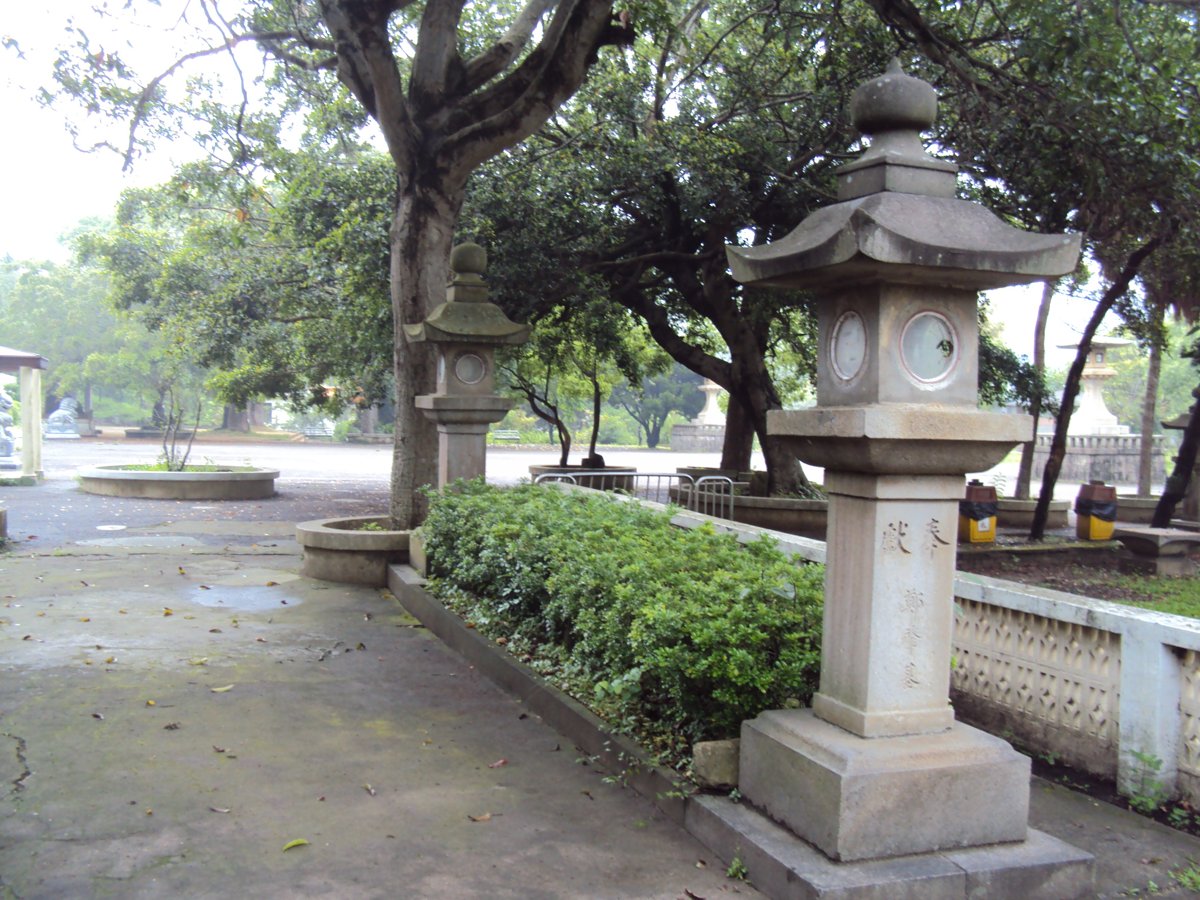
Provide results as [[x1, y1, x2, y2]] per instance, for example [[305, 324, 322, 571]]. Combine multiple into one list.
[[0, 345, 49, 373]]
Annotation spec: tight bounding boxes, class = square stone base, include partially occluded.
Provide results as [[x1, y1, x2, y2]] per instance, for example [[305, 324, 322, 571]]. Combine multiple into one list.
[[740, 709, 1030, 862], [686, 794, 1093, 900]]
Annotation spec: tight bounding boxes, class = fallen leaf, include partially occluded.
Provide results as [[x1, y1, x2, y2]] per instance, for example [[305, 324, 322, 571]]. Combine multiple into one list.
[[280, 600, 288, 605], [363, 784, 376, 796], [488, 759, 508, 769], [363, 613, 373, 621], [22, 635, 32, 641], [79, 617, 90, 623], [467, 813, 492, 822], [683, 890, 706, 899], [92, 712, 104, 720], [495, 636, 508, 645], [178, 567, 186, 576], [145, 700, 156, 707], [209, 628, 222, 633], [210, 684, 235, 693], [105, 656, 116, 664], [80, 581, 91, 587], [145, 808, 153, 816], [256, 637, 267, 643], [282, 838, 309, 852], [189, 657, 209, 666], [119, 609, 127, 615], [212, 745, 227, 753], [36, 612, 45, 617], [265, 581, 278, 587], [209, 806, 231, 814], [163, 722, 181, 731], [356, 642, 366, 651], [198, 584, 211, 590], [695, 859, 707, 869], [581, 790, 594, 800], [163, 608, 174, 617]]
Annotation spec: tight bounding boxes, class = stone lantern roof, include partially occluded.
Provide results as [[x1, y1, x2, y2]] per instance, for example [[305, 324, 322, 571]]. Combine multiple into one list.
[[404, 243, 531, 346], [726, 60, 1080, 291]]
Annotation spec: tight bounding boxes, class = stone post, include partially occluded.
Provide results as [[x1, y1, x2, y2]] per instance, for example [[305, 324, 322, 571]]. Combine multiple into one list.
[[20, 366, 43, 482], [405, 244, 531, 488], [727, 61, 1081, 863]]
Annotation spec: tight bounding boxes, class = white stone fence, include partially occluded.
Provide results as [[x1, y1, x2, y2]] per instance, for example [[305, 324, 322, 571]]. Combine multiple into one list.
[[662, 504, 1200, 803]]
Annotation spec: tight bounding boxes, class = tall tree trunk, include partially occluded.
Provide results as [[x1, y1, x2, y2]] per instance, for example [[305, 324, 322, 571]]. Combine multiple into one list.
[[721, 395, 754, 470], [1030, 238, 1163, 539], [1153, 387, 1200, 527], [586, 369, 602, 463], [1015, 279, 1056, 499], [389, 178, 465, 529], [1138, 305, 1166, 496]]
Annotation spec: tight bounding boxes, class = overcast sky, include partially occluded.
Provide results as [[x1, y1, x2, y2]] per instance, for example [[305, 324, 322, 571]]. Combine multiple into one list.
[[0, 4, 1120, 369]]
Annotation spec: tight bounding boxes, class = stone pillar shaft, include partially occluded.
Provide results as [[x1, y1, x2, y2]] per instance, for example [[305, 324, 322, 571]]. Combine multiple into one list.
[[813, 472, 960, 738]]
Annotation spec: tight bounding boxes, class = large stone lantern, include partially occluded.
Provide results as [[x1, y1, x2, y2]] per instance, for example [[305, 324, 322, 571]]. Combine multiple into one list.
[[727, 61, 1081, 864], [405, 243, 530, 488]]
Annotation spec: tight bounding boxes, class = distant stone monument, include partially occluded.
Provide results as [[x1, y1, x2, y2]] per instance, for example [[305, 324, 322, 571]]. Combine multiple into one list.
[[1032, 336, 1163, 484], [0, 386, 16, 466], [670, 379, 727, 451], [727, 61, 1091, 888], [405, 243, 531, 487], [45, 397, 81, 440]]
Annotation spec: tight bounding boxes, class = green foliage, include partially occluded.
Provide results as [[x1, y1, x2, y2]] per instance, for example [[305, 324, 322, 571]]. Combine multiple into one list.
[[1105, 322, 1197, 435], [419, 481, 823, 746], [1172, 861, 1200, 892], [726, 856, 748, 881], [1126, 749, 1169, 815]]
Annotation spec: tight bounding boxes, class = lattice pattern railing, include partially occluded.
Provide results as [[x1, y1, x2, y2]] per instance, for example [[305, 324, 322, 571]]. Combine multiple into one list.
[[952, 598, 1120, 775]]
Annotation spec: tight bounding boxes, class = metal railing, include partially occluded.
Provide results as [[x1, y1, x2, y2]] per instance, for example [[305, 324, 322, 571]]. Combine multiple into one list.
[[533, 471, 735, 520]]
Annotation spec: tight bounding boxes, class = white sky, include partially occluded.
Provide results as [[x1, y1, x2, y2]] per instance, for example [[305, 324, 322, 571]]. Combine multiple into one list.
[[0, 4, 1119, 370], [1, 4, 212, 261]]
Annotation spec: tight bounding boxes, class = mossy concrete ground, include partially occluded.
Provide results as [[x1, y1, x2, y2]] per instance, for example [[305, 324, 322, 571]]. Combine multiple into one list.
[[0, 511, 753, 899], [4, 460, 1200, 897]]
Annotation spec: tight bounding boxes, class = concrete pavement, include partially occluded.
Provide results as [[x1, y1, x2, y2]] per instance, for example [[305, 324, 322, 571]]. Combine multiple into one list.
[[0, 439, 1197, 897]]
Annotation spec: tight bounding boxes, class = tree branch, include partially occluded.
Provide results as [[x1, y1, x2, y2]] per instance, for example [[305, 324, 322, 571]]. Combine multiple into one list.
[[462, 0, 556, 93]]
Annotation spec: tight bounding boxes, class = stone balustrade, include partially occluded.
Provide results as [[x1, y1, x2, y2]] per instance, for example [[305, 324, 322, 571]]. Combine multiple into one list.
[[665, 504, 1200, 803]]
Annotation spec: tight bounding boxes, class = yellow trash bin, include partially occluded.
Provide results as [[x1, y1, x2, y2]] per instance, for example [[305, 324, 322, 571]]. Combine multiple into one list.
[[1074, 481, 1117, 541], [958, 480, 998, 543]]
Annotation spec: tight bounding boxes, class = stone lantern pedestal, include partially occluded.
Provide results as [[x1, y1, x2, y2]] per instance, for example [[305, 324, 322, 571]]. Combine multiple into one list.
[[728, 60, 1088, 879], [405, 243, 530, 488]]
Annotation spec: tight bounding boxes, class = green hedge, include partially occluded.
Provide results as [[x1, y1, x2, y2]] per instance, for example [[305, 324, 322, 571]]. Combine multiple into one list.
[[420, 481, 824, 747]]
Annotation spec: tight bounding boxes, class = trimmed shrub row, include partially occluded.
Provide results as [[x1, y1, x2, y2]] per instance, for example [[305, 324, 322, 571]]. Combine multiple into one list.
[[419, 481, 824, 746]]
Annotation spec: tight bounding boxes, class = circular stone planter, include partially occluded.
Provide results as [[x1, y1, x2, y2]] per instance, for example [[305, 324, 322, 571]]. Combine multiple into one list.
[[79, 465, 279, 500], [296, 516, 410, 587]]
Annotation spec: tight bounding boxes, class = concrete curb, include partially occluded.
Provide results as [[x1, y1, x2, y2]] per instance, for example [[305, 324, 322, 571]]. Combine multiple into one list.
[[388, 565, 688, 824], [387, 562, 1096, 900]]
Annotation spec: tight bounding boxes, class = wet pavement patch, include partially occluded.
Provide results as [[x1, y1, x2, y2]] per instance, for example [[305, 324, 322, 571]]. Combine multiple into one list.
[[187, 584, 302, 611]]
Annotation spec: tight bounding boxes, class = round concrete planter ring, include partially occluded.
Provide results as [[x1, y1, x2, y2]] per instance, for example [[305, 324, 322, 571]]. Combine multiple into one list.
[[296, 516, 410, 587], [79, 465, 279, 500]]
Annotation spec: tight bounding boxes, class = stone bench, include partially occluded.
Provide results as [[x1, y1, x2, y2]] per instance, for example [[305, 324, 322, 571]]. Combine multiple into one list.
[[1113, 525, 1200, 576], [490, 429, 520, 443]]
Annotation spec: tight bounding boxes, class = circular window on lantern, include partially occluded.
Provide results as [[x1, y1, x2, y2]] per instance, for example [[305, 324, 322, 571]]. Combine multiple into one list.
[[454, 352, 487, 385], [900, 311, 958, 384], [830, 310, 867, 381]]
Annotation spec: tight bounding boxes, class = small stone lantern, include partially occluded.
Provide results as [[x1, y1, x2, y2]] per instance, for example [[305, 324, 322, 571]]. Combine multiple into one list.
[[405, 243, 530, 487], [727, 61, 1082, 865]]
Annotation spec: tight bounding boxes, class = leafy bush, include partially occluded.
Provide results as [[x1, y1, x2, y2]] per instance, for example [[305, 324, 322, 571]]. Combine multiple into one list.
[[420, 481, 823, 746]]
